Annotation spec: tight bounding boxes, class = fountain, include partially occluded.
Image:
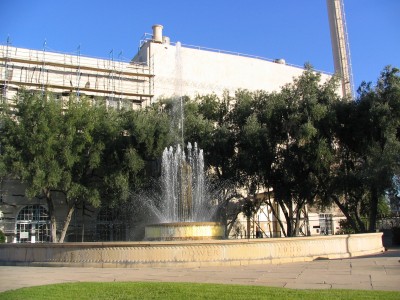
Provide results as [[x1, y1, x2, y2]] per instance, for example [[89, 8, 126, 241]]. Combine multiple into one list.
[[144, 142, 224, 240], [144, 42, 224, 240], [0, 34, 385, 267]]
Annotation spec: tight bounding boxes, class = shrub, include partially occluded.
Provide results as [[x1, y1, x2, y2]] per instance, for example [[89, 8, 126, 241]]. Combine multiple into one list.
[[337, 219, 356, 234], [0, 230, 5, 243]]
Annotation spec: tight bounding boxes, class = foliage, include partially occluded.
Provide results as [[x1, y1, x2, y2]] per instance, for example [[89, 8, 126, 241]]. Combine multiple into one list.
[[337, 219, 357, 234], [1, 66, 399, 241], [0, 229, 5, 243], [228, 67, 341, 236], [0, 91, 170, 242], [179, 66, 400, 236], [194, 93, 236, 182], [182, 93, 243, 236], [328, 66, 400, 232], [1, 91, 66, 241]]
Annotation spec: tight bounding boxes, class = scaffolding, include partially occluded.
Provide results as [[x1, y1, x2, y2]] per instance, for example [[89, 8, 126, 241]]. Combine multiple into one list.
[[0, 44, 154, 109]]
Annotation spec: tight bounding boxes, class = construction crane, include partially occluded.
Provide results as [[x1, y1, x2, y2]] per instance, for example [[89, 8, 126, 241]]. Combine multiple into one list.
[[326, 0, 354, 99]]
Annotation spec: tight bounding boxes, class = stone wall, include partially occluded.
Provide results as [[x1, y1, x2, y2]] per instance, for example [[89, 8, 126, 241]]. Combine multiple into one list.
[[0, 233, 384, 268]]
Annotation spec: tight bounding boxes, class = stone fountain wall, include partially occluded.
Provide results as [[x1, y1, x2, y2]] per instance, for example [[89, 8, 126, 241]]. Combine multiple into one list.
[[0, 233, 384, 268]]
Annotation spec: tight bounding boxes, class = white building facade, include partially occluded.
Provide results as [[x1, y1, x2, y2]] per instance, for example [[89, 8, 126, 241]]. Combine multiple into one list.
[[133, 25, 333, 101], [1, 25, 334, 107]]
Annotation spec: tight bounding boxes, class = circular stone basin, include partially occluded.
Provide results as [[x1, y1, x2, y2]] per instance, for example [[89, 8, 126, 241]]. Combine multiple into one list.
[[145, 222, 225, 241]]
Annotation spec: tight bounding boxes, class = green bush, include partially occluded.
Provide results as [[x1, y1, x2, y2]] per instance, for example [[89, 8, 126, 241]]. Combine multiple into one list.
[[0, 230, 5, 243], [337, 219, 356, 234]]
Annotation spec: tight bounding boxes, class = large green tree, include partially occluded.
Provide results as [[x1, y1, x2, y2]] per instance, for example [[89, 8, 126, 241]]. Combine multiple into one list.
[[234, 67, 340, 237], [0, 91, 169, 242], [331, 67, 400, 232], [1, 91, 66, 241], [56, 96, 113, 242], [0, 92, 116, 242], [358, 66, 400, 231]]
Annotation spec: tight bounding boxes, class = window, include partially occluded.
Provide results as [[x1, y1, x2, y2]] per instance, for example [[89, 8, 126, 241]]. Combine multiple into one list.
[[319, 213, 333, 235], [15, 205, 50, 243], [96, 207, 125, 242]]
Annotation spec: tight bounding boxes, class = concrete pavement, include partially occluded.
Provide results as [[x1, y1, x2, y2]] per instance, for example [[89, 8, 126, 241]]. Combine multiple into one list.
[[0, 248, 399, 293]]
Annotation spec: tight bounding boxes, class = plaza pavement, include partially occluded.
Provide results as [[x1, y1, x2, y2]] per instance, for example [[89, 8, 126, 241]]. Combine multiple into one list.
[[0, 247, 399, 293]]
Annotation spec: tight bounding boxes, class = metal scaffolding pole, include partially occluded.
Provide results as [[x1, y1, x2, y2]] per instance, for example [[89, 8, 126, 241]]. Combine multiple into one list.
[[76, 45, 81, 99]]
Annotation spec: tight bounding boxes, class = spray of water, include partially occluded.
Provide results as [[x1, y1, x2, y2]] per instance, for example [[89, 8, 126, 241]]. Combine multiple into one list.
[[160, 142, 208, 222], [133, 41, 219, 224]]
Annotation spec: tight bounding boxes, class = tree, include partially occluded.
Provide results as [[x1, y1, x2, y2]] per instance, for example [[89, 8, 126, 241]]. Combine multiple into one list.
[[181, 93, 244, 236], [56, 96, 112, 242], [322, 66, 400, 233], [117, 104, 171, 190], [0, 92, 113, 241], [0, 91, 170, 242], [235, 67, 341, 237], [1, 91, 65, 241], [359, 67, 400, 231]]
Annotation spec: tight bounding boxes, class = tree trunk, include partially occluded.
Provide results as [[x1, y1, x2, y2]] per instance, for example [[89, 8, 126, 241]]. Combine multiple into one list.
[[246, 215, 251, 239], [59, 205, 75, 243], [303, 206, 311, 236], [279, 201, 291, 237], [355, 201, 366, 232], [265, 195, 287, 237], [332, 195, 359, 232], [219, 190, 242, 238], [44, 189, 58, 243], [368, 186, 379, 232], [276, 198, 291, 237], [294, 202, 304, 236], [286, 202, 293, 237], [226, 211, 240, 238]]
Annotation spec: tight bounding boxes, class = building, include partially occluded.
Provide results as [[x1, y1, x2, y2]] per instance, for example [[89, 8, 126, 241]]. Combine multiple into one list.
[[1, 25, 335, 108], [0, 24, 343, 243], [133, 25, 334, 100], [0, 44, 153, 109]]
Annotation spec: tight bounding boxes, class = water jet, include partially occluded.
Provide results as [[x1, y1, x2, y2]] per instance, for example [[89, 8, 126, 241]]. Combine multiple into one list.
[[143, 142, 224, 240], [142, 41, 224, 240]]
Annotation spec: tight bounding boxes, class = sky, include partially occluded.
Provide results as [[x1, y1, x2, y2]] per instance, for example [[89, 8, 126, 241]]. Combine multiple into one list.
[[0, 0, 399, 93]]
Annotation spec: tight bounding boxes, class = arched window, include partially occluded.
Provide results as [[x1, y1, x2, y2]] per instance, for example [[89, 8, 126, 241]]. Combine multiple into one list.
[[15, 205, 50, 243]]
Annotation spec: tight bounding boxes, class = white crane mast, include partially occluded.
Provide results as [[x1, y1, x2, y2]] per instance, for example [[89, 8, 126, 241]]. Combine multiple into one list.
[[326, 0, 354, 98]]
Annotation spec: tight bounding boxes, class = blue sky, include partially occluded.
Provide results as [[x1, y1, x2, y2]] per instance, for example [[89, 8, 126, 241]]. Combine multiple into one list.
[[0, 0, 399, 93]]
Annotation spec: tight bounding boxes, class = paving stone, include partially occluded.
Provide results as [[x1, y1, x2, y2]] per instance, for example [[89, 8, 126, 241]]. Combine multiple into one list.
[[0, 248, 399, 292]]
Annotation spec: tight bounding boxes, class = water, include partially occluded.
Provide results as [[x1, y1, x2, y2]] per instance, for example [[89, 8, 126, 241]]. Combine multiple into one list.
[[139, 41, 217, 223], [170, 41, 184, 147], [161, 142, 207, 222], [137, 141, 216, 223]]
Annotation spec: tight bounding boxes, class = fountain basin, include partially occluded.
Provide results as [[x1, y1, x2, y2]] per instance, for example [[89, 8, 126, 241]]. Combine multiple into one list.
[[145, 222, 225, 241], [0, 233, 384, 268]]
